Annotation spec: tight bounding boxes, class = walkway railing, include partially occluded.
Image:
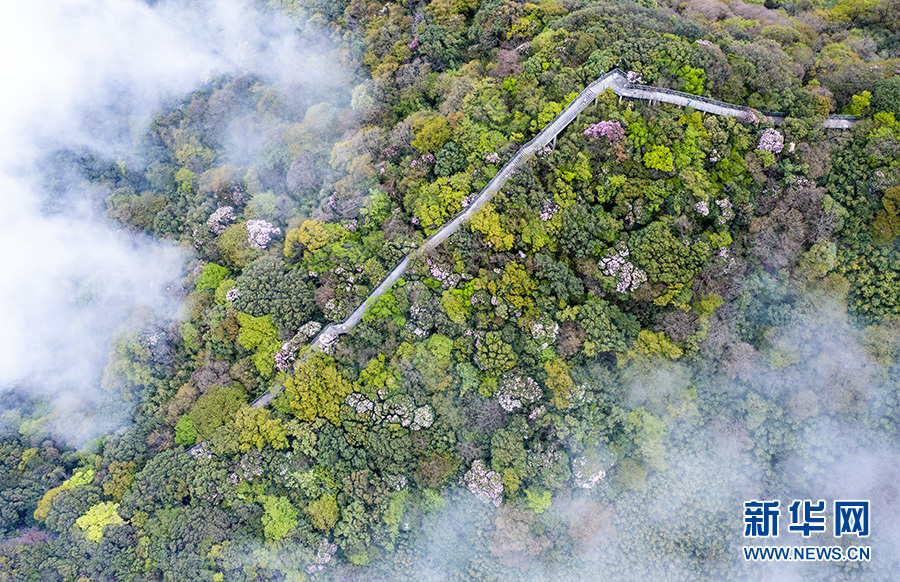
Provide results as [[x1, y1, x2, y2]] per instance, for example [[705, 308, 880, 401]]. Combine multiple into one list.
[[189, 69, 863, 442]]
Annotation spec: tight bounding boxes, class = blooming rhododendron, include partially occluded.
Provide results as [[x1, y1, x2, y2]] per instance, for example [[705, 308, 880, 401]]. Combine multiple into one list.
[[757, 128, 784, 153], [307, 539, 338, 573], [496, 373, 542, 412], [245, 219, 281, 249], [539, 200, 560, 221], [207, 206, 235, 234], [583, 120, 624, 145], [461, 460, 503, 506], [600, 243, 647, 293]]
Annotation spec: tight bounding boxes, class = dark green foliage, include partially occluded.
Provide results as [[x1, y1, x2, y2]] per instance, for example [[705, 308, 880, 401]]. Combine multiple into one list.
[[872, 76, 900, 118], [7, 1, 900, 580], [232, 256, 318, 331], [435, 141, 467, 177]]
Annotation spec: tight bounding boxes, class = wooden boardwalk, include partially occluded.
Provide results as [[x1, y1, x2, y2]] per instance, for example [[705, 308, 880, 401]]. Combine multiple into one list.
[[193, 69, 861, 431]]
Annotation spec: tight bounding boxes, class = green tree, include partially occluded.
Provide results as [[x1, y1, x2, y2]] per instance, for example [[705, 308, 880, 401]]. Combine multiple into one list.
[[217, 221, 261, 269], [544, 358, 576, 409], [195, 263, 230, 292], [75, 502, 125, 542], [411, 113, 453, 153], [475, 332, 517, 376], [280, 354, 353, 425], [34, 467, 95, 522], [174, 415, 197, 446], [872, 186, 900, 244], [643, 145, 674, 172], [187, 383, 247, 441], [306, 494, 340, 532], [261, 495, 299, 541], [236, 312, 280, 377], [233, 406, 289, 452], [872, 76, 900, 117]]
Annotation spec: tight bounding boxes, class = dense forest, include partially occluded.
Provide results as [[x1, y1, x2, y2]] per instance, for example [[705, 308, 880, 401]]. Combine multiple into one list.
[[2, 0, 900, 579]]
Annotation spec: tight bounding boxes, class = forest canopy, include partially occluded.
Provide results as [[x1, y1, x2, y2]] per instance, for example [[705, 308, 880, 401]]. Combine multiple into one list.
[[2, 0, 900, 580]]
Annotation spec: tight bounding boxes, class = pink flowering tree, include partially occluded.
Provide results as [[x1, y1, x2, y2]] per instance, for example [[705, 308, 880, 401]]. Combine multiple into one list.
[[757, 128, 784, 153], [207, 206, 236, 235], [461, 460, 503, 506], [599, 243, 647, 293], [245, 219, 281, 250], [539, 200, 560, 221], [583, 120, 625, 145], [496, 373, 542, 412], [307, 539, 337, 573]]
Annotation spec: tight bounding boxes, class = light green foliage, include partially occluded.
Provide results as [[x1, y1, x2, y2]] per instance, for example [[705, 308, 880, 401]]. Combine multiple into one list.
[[456, 362, 479, 396], [531, 101, 562, 131], [441, 289, 472, 324], [174, 415, 197, 446], [525, 489, 552, 514], [627, 407, 667, 470], [414, 334, 456, 391], [214, 278, 235, 304], [187, 384, 247, 441], [622, 330, 684, 361], [502, 468, 521, 495], [873, 111, 896, 127], [847, 91, 871, 115], [382, 491, 409, 525], [356, 354, 401, 397], [680, 65, 705, 95], [233, 406, 289, 452], [236, 312, 280, 377], [872, 186, 900, 244], [195, 263, 230, 292], [261, 495, 299, 541], [544, 358, 575, 409], [101, 331, 158, 399], [281, 354, 352, 425], [179, 322, 200, 351], [470, 202, 514, 250], [284, 219, 329, 260], [643, 145, 674, 172], [364, 290, 406, 326], [306, 494, 339, 531], [75, 502, 125, 542], [174, 167, 195, 193], [409, 173, 472, 234], [411, 113, 453, 153], [421, 488, 448, 512], [236, 313, 277, 351], [484, 262, 536, 312], [102, 461, 137, 502], [218, 222, 260, 269], [475, 332, 517, 376], [34, 467, 96, 521], [555, 152, 593, 185]]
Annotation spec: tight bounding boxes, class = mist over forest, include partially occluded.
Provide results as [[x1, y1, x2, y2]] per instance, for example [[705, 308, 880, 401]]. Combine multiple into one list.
[[1, 0, 899, 579]]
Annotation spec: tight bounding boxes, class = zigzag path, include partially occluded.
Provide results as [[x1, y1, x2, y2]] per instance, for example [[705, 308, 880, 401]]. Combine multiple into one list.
[[191, 68, 861, 450]]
